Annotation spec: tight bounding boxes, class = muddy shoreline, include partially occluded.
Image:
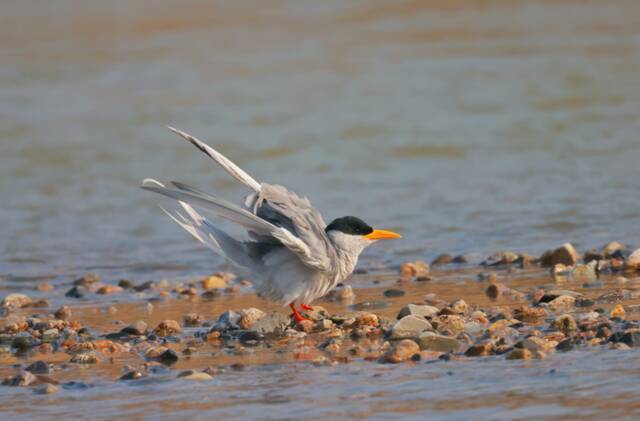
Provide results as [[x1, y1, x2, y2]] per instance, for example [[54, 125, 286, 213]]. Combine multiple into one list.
[[1, 242, 639, 413]]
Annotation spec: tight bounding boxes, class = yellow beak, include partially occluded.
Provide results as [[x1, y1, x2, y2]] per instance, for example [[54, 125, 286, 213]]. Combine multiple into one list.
[[365, 229, 402, 241]]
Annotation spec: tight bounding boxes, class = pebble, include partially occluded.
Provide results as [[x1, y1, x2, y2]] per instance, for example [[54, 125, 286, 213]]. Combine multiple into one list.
[[177, 370, 213, 381], [519, 337, 555, 354], [247, 312, 291, 336], [325, 285, 355, 302], [400, 261, 430, 278], [570, 262, 598, 282], [431, 254, 453, 265], [418, 332, 460, 353], [34, 384, 59, 395], [548, 295, 576, 312], [202, 275, 228, 290], [122, 320, 148, 336], [383, 289, 406, 298], [74, 274, 100, 287], [397, 304, 439, 319], [449, 299, 469, 315], [12, 332, 37, 350], [1, 293, 32, 311], [2, 371, 36, 386], [608, 332, 640, 347], [211, 310, 241, 331], [36, 283, 54, 292], [477, 272, 498, 283], [184, 313, 204, 327], [70, 352, 99, 364], [117, 279, 135, 289], [65, 286, 87, 299], [506, 348, 532, 360], [54, 306, 72, 320], [390, 315, 432, 340], [238, 308, 266, 329], [553, 314, 577, 336], [154, 320, 182, 336], [539, 243, 579, 267], [464, 342, 491, 357], [625, 249, 640, 271], [120, 370, 145, 381], [42, 328, 59, 342], [602, 241, 625, 257], [610, 304, 626, 319], [483, 251, 519, 266], [556, 338, 576, 352], [25, 360, 50, 374], [433, 315, 466, 334], [384, 339, 420, 363], [97, 285, 124, 295], [513, 306, 548, 323], [485, 283, 512, 299], [158, 349, 179, 365]]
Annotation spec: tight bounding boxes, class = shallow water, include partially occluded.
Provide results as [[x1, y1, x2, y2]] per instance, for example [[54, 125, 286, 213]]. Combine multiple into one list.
[[2, 0, 640, 418]]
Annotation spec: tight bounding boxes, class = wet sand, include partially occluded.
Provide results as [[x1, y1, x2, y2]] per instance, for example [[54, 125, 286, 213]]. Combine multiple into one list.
[[2, 249, 640, 418]]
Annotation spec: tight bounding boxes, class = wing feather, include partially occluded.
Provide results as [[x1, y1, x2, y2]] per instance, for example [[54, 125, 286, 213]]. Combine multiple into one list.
[[167, 127, 261, 192]]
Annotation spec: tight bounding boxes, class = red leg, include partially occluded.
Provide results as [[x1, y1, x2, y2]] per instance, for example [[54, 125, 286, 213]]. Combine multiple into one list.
[[289, 303, 310, 323], [301, 303, 313, 311]]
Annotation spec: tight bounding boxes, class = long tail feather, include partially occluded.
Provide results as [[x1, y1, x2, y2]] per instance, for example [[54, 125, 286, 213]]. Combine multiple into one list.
[[141, 179, 273, 234], [167, 126, 262, 192]]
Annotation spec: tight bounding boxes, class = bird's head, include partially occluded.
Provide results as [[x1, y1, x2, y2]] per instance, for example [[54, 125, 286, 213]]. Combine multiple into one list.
[[325, 216, 401, 254]]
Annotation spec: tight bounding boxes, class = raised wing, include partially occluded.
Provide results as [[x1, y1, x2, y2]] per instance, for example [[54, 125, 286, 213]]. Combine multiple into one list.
[[144, 127, 338, 273]]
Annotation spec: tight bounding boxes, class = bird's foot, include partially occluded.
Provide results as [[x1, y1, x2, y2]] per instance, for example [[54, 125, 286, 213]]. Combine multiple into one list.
[[301, 303, 314, 311], [289, 303, 312, 324]]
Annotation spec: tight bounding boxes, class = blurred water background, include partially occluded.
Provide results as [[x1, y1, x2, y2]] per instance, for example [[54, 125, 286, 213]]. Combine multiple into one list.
[[1, 0, 640, 285]]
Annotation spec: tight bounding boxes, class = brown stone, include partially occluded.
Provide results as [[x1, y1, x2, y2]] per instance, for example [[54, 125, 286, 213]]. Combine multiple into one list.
[[384, 339, 420, 363], [154, 320, 182, 336], [506, 348, 532, 360], [400, 261, 430, 278], [465, 342, 492, 357], [97, 285, 123, 295], [539, 243, 579, 267], [513, 306, 549, 323]]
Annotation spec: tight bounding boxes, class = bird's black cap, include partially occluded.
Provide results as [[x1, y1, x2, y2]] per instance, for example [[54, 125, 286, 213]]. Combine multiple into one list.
[[325, 216, 373, 236]]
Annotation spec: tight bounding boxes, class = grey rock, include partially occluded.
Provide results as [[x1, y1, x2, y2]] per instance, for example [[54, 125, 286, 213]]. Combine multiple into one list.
[[25, 361, 50, 374], [390, 315, 432, 339], [397, 304, 439, 320], [248, 312, 291, 336], [210, 310, 241, 332], [417, 332, 460, 353], [608, 331, 640, 347], [65, 285, 87, 299], [42, 328, 59, 342], [383, 289, 405, 298], [12, 332, 37, 349], [158, 349, 179, 365]]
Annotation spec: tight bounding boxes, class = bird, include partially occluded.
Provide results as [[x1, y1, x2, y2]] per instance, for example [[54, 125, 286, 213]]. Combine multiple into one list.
[[142, 127, 401, 322]]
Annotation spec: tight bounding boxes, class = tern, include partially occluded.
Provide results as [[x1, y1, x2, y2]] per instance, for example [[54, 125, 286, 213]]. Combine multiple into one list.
[[142, 128, 401, 322]]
